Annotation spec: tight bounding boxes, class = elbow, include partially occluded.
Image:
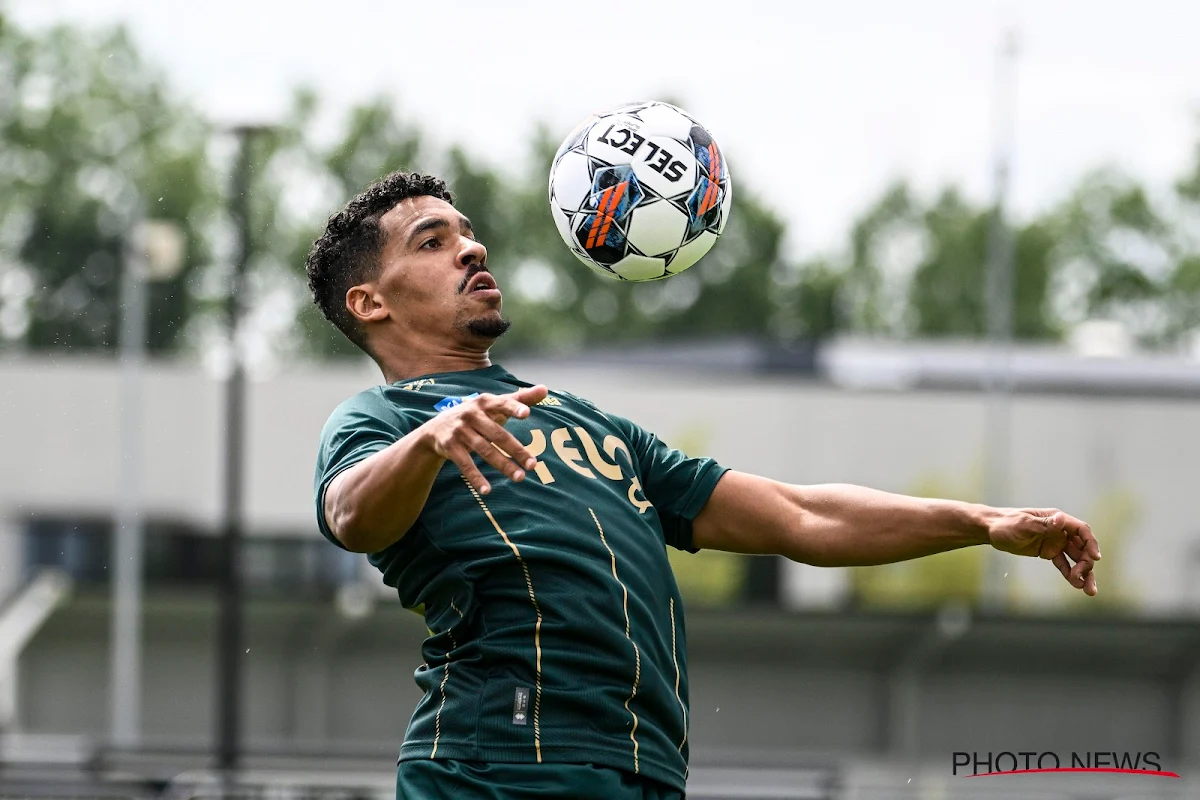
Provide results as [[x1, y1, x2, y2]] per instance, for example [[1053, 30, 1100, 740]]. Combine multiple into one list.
[[327, 499, 410, 554], [326, 500, 379, 554]]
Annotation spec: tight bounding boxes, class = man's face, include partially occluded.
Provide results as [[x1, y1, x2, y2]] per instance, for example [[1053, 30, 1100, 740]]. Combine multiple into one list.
[[367, 195, 509, 344]]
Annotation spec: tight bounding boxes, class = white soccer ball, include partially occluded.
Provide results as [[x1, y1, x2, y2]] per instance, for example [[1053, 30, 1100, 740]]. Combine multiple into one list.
[[548, 101, 733, 282]]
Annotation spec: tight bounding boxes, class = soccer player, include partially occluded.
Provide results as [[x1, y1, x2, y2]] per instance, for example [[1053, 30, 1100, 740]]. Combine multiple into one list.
[[307, 172, 1101, 800]]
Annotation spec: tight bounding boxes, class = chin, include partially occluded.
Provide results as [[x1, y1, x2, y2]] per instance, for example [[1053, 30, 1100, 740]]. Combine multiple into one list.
[[464, 314, 512, 339]]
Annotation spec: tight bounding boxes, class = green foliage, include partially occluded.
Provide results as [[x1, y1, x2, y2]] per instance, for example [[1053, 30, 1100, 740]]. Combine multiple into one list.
[[842, 182, 918, 335], [0, 18, 217, 353], [909, 189, 990, 338], [1042, 169, 1176, 345], [906, 190, 1057, 341], [2, 11, 1200, 359]]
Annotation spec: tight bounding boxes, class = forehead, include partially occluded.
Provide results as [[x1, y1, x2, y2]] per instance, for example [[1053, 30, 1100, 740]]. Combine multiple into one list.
[[380, 195, 463, 242]]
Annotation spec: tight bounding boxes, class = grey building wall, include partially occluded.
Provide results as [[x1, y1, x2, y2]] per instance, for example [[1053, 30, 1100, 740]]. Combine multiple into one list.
[[2, 354, 1198, 611]]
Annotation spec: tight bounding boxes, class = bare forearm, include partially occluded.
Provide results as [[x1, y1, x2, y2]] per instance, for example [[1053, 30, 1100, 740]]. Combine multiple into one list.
[[781, 483, 993, 566], [324, 428, 444, 553], [693, 471, 994, 566]]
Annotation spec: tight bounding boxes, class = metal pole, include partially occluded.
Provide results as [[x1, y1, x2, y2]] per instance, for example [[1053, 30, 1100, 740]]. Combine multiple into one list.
[[981, 30, 1020, 610], [216, 127, 259, 782], [111, 217, 148, 747]]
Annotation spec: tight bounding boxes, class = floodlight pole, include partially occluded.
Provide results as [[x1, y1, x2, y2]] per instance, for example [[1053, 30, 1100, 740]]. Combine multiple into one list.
[[110, 210, 149, 749], [981, 29, 1020, 610], [216, 125, 266, 783]]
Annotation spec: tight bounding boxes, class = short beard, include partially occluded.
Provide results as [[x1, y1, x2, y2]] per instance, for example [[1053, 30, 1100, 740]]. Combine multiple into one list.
[[464, 315, 512, 339]]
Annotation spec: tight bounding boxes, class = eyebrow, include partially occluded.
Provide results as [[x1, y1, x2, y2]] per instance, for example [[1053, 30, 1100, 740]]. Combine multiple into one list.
[[405, 215, 475, 247]]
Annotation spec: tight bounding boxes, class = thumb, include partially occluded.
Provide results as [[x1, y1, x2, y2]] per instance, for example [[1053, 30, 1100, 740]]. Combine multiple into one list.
[[513, 384, 549, 406]]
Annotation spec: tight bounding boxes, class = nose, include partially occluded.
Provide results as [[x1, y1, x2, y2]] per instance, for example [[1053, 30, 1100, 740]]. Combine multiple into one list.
[[459, 236, 487, 269]]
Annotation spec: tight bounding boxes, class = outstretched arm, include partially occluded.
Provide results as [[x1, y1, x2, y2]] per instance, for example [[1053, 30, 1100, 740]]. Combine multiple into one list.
[[691, 471, 1101, 596]]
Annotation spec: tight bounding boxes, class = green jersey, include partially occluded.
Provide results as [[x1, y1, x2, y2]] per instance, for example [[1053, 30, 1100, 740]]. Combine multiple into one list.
[[313, 364, 727, 792]]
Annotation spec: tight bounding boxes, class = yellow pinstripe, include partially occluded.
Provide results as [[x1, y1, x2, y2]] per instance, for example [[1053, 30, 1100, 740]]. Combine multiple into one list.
[[465, 480, 543, 763], [590, 508, 641, 774], [670, 597, 687, 753]]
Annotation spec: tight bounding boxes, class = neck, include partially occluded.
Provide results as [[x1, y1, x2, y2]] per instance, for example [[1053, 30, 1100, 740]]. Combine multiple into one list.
[[374, 335, 494, 384]]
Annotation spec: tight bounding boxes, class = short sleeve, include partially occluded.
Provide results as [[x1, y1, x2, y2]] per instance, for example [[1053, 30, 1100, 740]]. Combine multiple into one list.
[[313, 390, 415, 549], [610, 413, 728, 553]]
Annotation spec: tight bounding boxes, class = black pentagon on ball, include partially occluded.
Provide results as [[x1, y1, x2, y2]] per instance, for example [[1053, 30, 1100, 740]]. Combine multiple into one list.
[[684, 177, 724, 240], [574, 222, 629, 266]]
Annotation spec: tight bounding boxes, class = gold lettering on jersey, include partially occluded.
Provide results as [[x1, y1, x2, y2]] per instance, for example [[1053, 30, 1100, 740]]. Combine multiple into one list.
[[574, 427, 622, 480], [599, 437, 650, 512], [518, 429, 554, 485], [602, 435, 631, 464], [626, 476, 652, 514], [535, 396, 562, 407], [551, 427, 595, 479], [515, 424, 653, 515], [400, 378, 437, 392]]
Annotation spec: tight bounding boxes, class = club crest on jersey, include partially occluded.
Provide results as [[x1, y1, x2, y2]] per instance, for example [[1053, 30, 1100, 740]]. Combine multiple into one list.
[[434, 393, 480, 412]]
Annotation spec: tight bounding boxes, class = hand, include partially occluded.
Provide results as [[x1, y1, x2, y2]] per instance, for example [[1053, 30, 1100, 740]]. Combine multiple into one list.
[[420, 385, 549, 496], [987, 508, 1101, 596]]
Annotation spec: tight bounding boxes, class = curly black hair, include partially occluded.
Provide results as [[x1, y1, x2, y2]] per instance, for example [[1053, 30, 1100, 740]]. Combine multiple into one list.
[[305, 171, 454, 354]]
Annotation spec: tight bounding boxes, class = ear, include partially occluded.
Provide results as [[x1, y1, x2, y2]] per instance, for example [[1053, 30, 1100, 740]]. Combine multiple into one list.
[[345, 284, 390, 325]]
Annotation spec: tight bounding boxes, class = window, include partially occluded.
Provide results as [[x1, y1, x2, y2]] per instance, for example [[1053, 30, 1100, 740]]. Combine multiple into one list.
[[23, 516, 359, 599]]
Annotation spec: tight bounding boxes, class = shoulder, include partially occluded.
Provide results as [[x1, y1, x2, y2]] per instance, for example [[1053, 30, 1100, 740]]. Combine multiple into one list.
[[554, 388, 605, 415], [320, 386, 411, 438]]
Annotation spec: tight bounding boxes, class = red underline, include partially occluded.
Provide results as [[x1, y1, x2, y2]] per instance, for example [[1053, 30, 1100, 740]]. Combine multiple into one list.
[[965, 768, 1180, 778]]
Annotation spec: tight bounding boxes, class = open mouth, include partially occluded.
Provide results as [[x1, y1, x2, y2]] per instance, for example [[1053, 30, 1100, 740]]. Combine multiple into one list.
[[464, 272, 499, 294]]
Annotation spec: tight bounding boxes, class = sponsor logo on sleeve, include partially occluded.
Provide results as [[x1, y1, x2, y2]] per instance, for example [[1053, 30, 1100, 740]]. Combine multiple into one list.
[[434, 393, 481, 412]]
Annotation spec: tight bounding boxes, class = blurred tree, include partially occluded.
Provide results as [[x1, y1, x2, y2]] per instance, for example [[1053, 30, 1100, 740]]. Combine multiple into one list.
[[1168, 130, 1200, 346], [0, 15, 217, 353], [840, 181, 919, 336], [1042, 169, 1174, 346], [772, 258, 844, 341], [283, 92, 430, 360], [6, 11, 1200, 361], [907, 189, 1058, 340]]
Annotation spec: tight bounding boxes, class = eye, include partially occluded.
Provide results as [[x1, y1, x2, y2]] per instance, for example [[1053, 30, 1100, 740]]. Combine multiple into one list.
[[421, 238, 441, 250]]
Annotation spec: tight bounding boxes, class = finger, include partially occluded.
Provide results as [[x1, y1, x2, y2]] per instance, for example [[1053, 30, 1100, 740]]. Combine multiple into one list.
[[1069, 555, 1094, 585], [447, 447, 491, 496], [1084, 571, 1099, 597], [463, 429, 527, 484], [1051, 553, 1073, 584], [1062, 515, 1102, 560], [511, 384, 549, 406], [476, 395, 533, 423], [477, 419, 539, 471], [1038, 535, 1062, 560], [1064, 538, 1085, 563]]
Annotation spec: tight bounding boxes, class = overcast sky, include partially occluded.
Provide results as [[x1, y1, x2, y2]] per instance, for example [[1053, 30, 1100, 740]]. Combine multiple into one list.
[[11, 0, 1200, 256]]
